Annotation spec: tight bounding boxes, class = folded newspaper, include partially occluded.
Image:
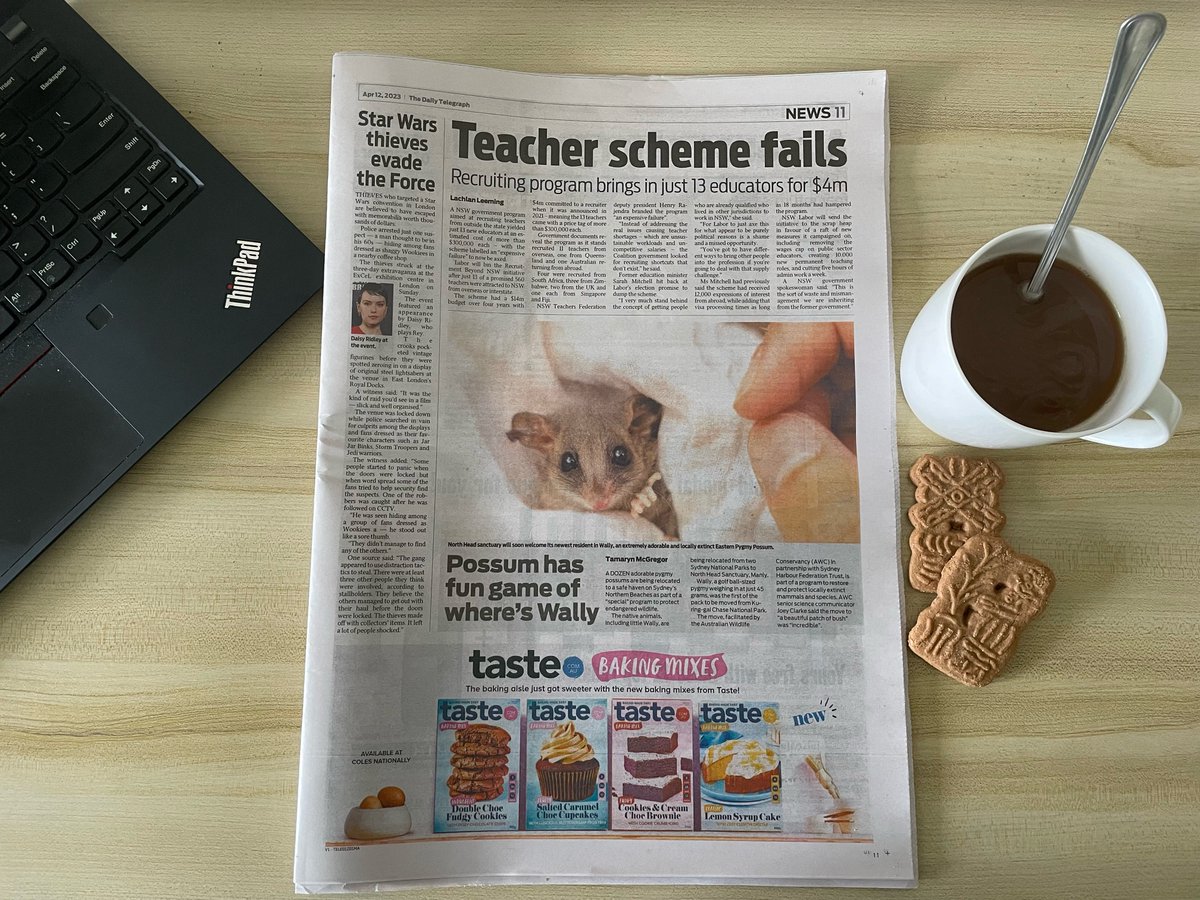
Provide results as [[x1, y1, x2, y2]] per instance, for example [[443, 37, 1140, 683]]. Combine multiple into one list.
[[295, 54, 915, 891]]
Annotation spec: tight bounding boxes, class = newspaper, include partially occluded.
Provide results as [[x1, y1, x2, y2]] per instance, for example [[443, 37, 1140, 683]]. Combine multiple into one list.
[[295, 54, 915, 891]]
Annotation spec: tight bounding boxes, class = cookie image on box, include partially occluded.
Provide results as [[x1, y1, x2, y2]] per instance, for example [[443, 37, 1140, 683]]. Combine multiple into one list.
[[908, 454, 1005, 592], [525, 699, 608, 830], [610, 700, 695, 831], [908, 534, 1055, 686], [698, 702, 782, 832], [433, 699, 521, 833]]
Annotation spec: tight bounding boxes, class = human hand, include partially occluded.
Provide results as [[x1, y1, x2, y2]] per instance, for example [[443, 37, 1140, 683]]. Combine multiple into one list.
[[734, 323, 859, 543]]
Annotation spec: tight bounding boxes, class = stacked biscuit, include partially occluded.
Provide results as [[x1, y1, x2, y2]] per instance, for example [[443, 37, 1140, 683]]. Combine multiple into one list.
[[906, 455, 1055, 687], [447, 724, 510, 802]]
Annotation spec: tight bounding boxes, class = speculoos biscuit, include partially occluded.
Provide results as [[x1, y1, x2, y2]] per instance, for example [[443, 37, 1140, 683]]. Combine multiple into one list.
[[907, 533, 1054, 687], [908, 454, 1005, 592]]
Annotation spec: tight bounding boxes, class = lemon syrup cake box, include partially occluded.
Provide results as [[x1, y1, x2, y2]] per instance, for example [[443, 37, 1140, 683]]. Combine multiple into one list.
[[433, 698, 521, 833], [524, 698, 609, 831], [609, 699, 696, 831], [697, 701, 783, 832]]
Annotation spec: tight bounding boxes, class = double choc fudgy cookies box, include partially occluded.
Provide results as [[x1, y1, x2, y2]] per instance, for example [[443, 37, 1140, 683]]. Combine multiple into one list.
[[524, 698, 609, 830], [610, 698, 695, 830], [433, 698, 521, 833]]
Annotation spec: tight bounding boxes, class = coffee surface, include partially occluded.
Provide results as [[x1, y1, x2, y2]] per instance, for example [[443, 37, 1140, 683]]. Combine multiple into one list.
[[951, 253, 1123, 432]]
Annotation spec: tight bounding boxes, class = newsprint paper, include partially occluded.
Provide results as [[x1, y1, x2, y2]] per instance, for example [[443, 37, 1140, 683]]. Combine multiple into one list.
[[295, 54, 915, 891]]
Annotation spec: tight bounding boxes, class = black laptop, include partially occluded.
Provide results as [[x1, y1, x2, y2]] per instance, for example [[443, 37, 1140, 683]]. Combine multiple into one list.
[[0, 0, 323, 591]]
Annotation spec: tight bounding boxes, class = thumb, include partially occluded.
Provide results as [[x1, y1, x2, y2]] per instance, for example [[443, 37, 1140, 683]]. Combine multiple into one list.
[[748, 413, 859, 543]]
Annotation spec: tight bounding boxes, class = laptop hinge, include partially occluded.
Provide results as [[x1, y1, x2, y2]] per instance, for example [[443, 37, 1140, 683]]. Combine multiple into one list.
[[2, 15, 29, 44]]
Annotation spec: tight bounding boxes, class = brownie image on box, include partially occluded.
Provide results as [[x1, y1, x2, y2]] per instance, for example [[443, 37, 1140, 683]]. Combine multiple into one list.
[[621, 774, 683, 803], [626, 732, 678, 755], [624, 754, 678, 780]]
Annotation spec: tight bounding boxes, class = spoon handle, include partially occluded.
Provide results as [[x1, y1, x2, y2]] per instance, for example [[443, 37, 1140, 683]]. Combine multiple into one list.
[[1025, 12, 1166, 299]]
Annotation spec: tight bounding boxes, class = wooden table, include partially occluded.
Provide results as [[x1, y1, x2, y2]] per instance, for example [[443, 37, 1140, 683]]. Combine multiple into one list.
[[2, 1, 1197, 897]]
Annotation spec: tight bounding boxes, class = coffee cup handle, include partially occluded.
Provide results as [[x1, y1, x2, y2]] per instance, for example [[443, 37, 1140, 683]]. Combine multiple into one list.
[[1083, 381, 1182, 449]]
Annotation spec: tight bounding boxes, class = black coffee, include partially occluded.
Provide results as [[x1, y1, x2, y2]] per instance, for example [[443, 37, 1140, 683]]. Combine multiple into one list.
[[951, 253, 1124, 432]]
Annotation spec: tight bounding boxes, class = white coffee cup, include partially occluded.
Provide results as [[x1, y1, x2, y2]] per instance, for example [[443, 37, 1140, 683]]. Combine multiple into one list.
[[900, 225, 1182, 449]]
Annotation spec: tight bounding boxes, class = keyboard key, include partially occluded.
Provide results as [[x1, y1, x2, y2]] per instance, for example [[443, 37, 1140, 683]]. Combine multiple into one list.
[[152, 167, 190, 201], [141, 154, 169, 181], [8, 225, 45, 263], [86, 199, 119, 230], [0, 110, 24, 147], [63, 129, 148, 210], [23, 120, 61, 156], [0, 145, 34, 180], [51, 83, 102, 131], [11, 61, 78, 119], [26, 164, 64, 200], [59, 224, 99, 263], [0, 188, 36, 225], [36, 200, 73, 238], [114, 177, 146, 208], [128, 193, 160, 225], [0, 304, 13, 337], [100, 215, 136, 247], [54, 105, 125, 173], [14, 41, 56, 80], [0, 252, 18, 284], [0, 71, 24, 104], [2, 274, 42, 314], [31, 250, 70, 288]]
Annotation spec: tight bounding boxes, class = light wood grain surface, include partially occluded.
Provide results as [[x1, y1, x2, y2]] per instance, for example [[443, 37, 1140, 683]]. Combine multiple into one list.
[[2, 1, 1198, 897]]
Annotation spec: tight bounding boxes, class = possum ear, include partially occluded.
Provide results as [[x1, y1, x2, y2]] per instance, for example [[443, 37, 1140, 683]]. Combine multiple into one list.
[[626, 395, 663, 442], [507, 412, 556, 452]]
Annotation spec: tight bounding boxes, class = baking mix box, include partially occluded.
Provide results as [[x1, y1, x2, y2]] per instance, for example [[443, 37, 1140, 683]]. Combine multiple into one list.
[[524, 698, 609, 831], [697, 700, 783, 832], [433, 698, 522, 833], [609, 699, 695, 831]]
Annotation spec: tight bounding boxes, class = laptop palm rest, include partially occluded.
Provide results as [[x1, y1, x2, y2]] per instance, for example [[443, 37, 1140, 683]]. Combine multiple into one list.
[[0, 349, 142, 575]]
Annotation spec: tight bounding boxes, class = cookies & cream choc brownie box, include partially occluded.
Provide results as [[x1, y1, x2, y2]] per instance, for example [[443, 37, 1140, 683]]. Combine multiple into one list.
[[524, 699, 609, 830], [433, 698, 521, 833], [610, 699, 695, 831], [698, 701, 783, 832]]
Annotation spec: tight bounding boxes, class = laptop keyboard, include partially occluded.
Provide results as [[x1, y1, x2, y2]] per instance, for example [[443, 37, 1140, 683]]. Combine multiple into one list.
[[0, 37, 199, 346]]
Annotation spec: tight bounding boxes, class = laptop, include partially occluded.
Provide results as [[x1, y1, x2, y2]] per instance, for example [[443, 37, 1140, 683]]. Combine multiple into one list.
[[0, 0, 323, 591]]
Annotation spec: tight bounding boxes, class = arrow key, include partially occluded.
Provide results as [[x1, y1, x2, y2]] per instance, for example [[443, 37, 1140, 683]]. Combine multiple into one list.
[[152, 167, 191, 201], [102, 214, 137, 247], [114, 176, 146, 209], [128, 193, 160, 225]]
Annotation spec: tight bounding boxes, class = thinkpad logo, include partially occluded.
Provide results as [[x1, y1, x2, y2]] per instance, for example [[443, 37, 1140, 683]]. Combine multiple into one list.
[[224, 239, 261, 309]]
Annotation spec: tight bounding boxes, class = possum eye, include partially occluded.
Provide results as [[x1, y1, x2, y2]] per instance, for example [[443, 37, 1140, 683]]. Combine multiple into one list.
[[611, 445, 631, 468], [560, 451, 579, 473]]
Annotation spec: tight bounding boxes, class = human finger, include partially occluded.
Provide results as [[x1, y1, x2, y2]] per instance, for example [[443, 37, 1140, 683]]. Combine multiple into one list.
[[748, 412, 860, 543], [734, 323, 840, 421]]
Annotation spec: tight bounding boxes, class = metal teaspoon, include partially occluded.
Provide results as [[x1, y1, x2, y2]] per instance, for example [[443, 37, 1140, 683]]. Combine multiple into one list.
[[1023, 11, 1166, 301]]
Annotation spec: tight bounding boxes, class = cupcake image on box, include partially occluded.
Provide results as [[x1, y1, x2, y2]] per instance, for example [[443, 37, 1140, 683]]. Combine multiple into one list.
[[525, 698, 608, 830]]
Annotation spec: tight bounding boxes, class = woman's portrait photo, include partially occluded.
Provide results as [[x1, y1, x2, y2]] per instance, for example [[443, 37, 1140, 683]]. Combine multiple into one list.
[[351, 282, 393, 336]]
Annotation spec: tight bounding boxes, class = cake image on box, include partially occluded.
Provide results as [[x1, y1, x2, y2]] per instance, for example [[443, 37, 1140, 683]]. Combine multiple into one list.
[[701, 739, 780, 794], [535, 721, 600, 802], [433, 699, 521, 833], [697, 701, 782, 832], [610, 700, 695, 831]]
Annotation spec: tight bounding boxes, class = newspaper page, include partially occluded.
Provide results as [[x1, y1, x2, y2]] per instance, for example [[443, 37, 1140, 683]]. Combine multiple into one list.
[[295, 54, 914, 891]]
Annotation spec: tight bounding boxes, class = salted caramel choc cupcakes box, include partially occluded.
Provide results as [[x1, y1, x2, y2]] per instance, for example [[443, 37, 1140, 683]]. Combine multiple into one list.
[[610, 699, 695, 831], [433, 698, 521, 833], [524, 698, 609, 830], [697, 701, 783, 832]]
